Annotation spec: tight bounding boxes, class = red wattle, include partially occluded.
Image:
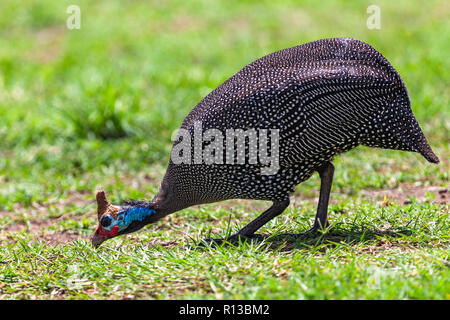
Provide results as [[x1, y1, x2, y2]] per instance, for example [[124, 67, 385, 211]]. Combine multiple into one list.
[[95, 225, 119, 238]]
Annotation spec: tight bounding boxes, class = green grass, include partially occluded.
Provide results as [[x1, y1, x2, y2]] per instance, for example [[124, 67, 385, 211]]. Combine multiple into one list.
[[1, 200, 448, 299], [0, 0, 448, 299]]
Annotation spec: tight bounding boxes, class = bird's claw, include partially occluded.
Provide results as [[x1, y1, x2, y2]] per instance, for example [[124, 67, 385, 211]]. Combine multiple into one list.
[[200, 233, 265, 246], [270, 225, 332, 241]]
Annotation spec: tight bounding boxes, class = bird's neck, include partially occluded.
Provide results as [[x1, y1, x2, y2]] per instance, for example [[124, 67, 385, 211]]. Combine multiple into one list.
[[146, 174, 183, 216]]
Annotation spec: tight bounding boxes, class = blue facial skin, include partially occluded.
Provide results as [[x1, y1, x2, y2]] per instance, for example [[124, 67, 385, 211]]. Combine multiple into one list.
[[101, 207, 156, 233]]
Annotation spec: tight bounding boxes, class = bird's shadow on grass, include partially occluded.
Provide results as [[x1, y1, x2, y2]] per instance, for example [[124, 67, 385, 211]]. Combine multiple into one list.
[[268, 225, 413, 252], [194, 223, 414, 252]]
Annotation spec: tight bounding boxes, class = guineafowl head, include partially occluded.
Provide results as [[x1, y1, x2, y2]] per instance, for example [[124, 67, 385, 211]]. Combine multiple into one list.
[[360, 84, 439, 164], [91, 191, 158, 248]]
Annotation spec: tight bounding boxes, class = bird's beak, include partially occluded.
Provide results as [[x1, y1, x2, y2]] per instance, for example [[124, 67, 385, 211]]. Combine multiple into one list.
[[91, 227, 106, 248]]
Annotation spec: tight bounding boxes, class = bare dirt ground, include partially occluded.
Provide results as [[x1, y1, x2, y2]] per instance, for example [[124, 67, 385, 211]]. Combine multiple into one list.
[[360, 185, 448, 206], [0, 184, 447, 246]]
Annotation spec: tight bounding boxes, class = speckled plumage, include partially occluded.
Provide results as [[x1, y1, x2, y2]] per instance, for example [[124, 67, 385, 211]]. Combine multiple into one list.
[[92, 37, 439, 246], [155, 37, 438, 213]]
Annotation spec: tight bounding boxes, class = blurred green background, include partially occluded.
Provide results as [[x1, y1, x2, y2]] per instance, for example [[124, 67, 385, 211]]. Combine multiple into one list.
[[0, 0, 448, 207]]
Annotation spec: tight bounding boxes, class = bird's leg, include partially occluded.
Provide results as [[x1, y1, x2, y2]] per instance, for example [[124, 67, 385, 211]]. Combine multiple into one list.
[[311, 161, 334, 232], [202, 199, 290, 245], [277, 161, 334, 239], [234, 199, 291, 237]]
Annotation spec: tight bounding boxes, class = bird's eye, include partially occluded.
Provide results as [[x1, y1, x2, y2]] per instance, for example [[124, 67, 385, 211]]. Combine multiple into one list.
[[101, 215, 112, 228]]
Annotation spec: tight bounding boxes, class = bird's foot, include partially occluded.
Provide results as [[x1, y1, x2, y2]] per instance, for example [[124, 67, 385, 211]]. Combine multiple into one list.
[[270, 232, 310, 241], [200, 233, 265, 246], [270, 225, 330, 241]]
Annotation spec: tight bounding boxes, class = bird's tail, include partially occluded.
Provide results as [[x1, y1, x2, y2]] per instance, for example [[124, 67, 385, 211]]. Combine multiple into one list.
[[414, 131, 440, 163]]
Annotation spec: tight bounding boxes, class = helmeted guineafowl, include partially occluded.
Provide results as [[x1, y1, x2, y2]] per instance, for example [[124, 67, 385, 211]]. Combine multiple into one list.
[[91, 37, 439, 247]]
